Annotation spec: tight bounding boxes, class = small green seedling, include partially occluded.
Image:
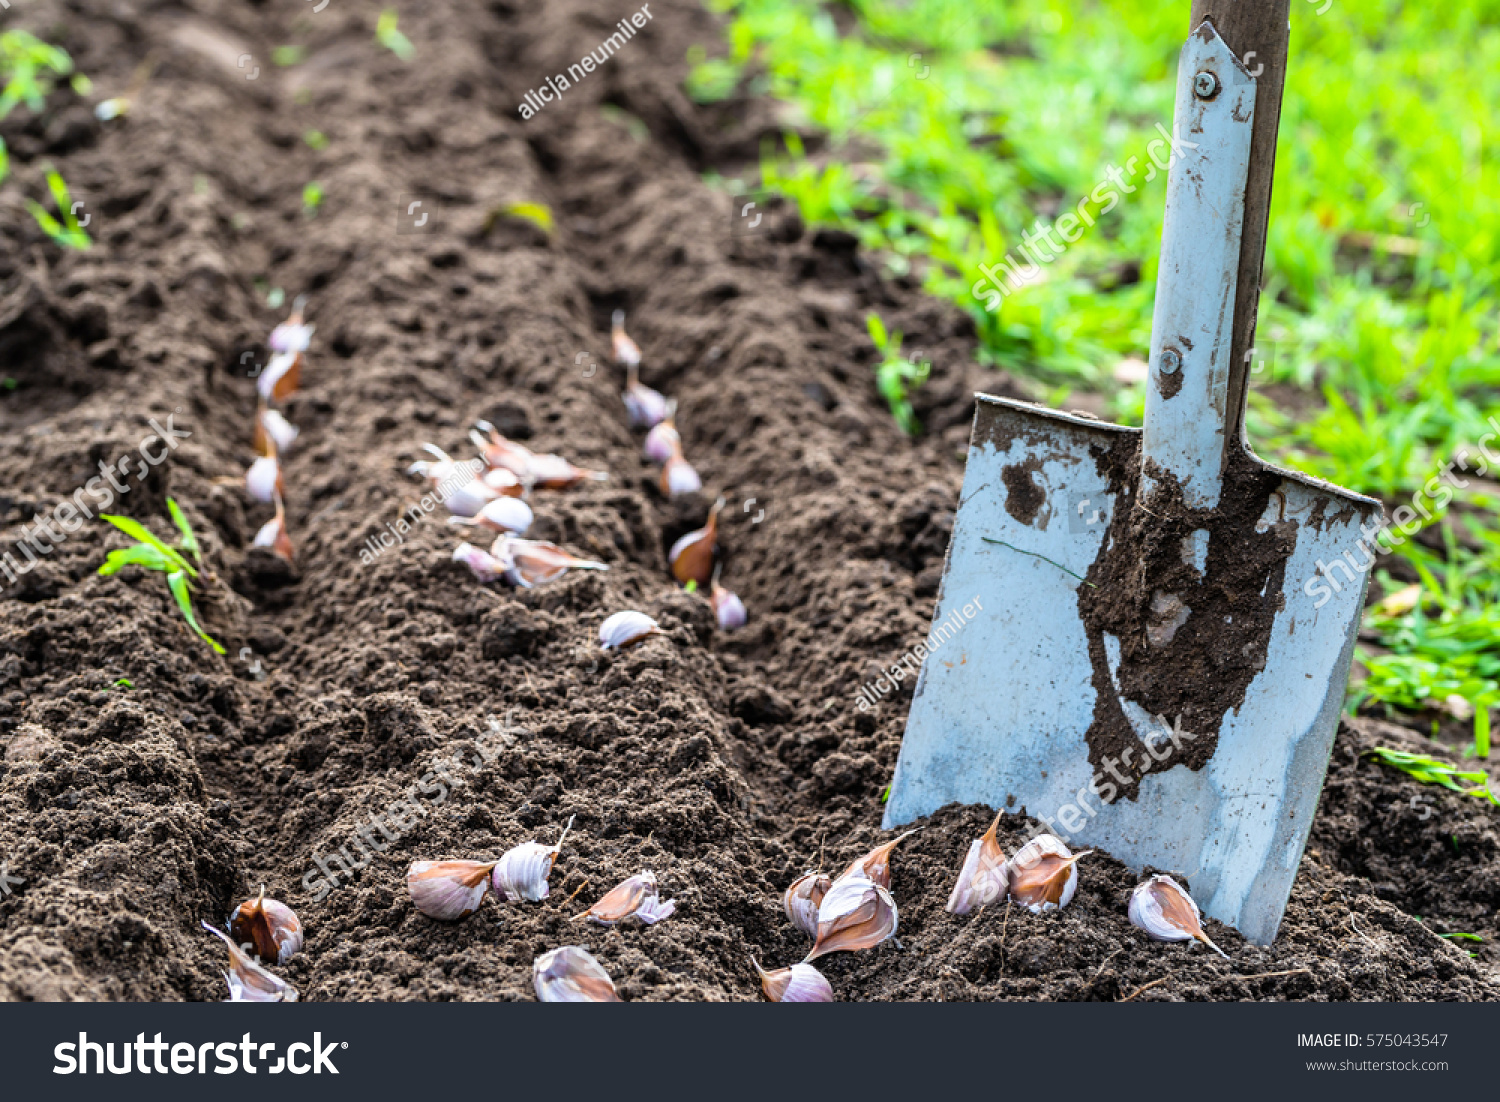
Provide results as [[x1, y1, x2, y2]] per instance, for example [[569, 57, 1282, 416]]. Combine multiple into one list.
[[1438, 931, 1483, 942], [0, 30, 78, 184], [867, 313, 930, 436], [1365, 746, 1499, 805], [98, 498, 224, 654], [304, 130, 328, 150], [272, 45, 307, 68], [485, 200, 554, 236], [376, 10, 415, 61], [25, 166, 91, 249], [302, 180, 324, 216], [111, 678, 133, 690]]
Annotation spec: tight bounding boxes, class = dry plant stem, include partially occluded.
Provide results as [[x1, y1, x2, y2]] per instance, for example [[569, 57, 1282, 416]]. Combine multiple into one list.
[[562, 879, 591, 909], [1084, 948, 1123, 995], [1234, 968, 1312, 982], [1121, 970, 1183, 1002]]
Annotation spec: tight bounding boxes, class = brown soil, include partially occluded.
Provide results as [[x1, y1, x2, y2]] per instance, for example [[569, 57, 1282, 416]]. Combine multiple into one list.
[[0, 0, 1495, 1002]]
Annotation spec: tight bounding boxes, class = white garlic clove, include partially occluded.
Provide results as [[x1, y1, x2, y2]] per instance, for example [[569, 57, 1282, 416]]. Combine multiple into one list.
[[611, 310, 641, 367], [625, 380, 669, 429], [490, 536, 609, 588], [252, 495, 294, 561], [257, 350, 301, 402], [661, 454, 702, 497], [710, 583, 747, 630], [838, 828, 920, 891], [782, 871, 832, 939], [577, 870, 677, 926], [245, 454, 282, 504], [228, 886, 303, 965], [753, 959, 833, 1003], [482, 465, 526, 497], [1006, 834, 1093, 914], [643, 415, 679, 465], [1128, 875, 1229, 958], [201, 921, 298, 1002], [407, 859, 496, 921], [453, 496, 533, 534], [492, 816, 574, 902], [805, 875, 898, 961], [453, 541, 509, 583], [945, 811, 1010, 915], [525, 451, 609, 490], [253, 407, 299, 456], [533, 946, 621, 1002], [268, 297, 314, 353], [598, 610, 661, 651]]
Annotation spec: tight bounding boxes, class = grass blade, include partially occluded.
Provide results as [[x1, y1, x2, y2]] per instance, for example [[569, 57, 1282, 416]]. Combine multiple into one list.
[[167, 497, 200, 564], [100, 514, 195, 576], [166, 570, 224, 654], [98, 543, 171, 576]]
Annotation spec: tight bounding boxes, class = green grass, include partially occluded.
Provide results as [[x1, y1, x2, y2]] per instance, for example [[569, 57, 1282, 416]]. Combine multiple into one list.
[[98, 499, 224, 654], [1365, 747, 1498, 805], [693, 0, 1500, 756]]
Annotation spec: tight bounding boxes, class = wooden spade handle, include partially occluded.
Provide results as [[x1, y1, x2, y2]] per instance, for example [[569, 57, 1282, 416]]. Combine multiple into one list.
[[1189, 0, 1292, 451]]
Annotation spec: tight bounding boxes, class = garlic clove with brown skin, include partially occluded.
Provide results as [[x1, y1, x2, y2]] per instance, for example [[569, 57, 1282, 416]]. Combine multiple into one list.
[[201, 921, 298, 1002], [575, 870, 677, 926], [490, 536, 609, 588], [838, 828, 921, 891], [1005, 834, 1093, 914], [267, 296, 314, 353], [782, 871, 832, 938], [469, 423, 607, 490], [492, 815, 575, 902], [805, 875, 898, 961], [668, 496, 724, 587], [1128, 875, 1230, 958], [660, 451, 703, 497], [624, 368, 670, 430], [228, 886, 303, 965], [252, 404, 299, 457], [451, 495, 533, 535], [533, 946, 621, 1002], [245, 452, 283, 504], [598, 610, 662, 651], [407, 859, 497, 921], [257, 350, 302, 403], [252, 493, 295, 561], [753, 959, 833, 1003], [945, 811, 1010, 915]]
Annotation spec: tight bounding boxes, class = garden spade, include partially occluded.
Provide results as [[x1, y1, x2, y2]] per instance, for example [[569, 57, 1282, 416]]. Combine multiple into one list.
[[882, 6, 1383, 945]]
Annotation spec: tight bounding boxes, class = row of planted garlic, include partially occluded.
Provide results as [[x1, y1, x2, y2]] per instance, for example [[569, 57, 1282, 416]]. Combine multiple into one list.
[[411, 312, 745, 629], [198, 811, 1223, 1003]]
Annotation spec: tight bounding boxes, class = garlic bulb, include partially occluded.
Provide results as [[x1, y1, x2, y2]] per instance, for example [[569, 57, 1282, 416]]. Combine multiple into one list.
[[838, 828, 920, 891], [490, 536, 609, 588], [805, 875, 898, 961], [228, 886, 303, 965], [576, 871, 676, 926], [1128, 875, 1229, 958], [598, 610, 661, 651], [945, 811, 1009, 915], [782, 871, 832, 938], [533, 946, 621, 1002], [668, 497, 723, 587], [257, 350, 301, 403], [407, 859, 497, 921], [753, 959, 833, 1003], [201, 921, 298, 1002], [611, 310, 641, 367], [454, 496, 533, 535], [245, 453, 282, 504], [253, 406, 299, 455], [492, 815, 574, 902], [268, 296, 314, 353], [453, 541, 508, 583], [1006, 834, 1093, 914], [252, 494, 294, 561]]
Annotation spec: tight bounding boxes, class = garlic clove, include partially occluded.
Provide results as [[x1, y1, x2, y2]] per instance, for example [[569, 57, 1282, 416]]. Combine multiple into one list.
[[268, 296, 314, 353], [253, 494, 295, 561], [201, 921, 298, 1002], [1128, 875, 1229, 958], [782, 871, 832, 938], [533, 946, 621, 1002], [1005, 834, 1093, 914], [526, 452, 609, 491], [945, 811, 1010, 915], [257, 350, 302, 403], [452, 495, 533, 535], [668, 496, 724, 587], [624, 377, 669, 430], [710, 584, 747, 630], [598, 610, 661, 651], [407, 859, 497, 921], [490, 536, 609, 588], [469, 424, 606, 490], [453, 541, 510, 583], [610, 310, 641, 367], [661, 453, 703, 497], [643, 403, 679, 465], [838, 828, 920, 891], [253, 405, 299, 457], [228, 886, 303, 966], [492, 815, 574, 903], [753, 958, 833, 1003], [577, 870, 677, 926], [482, 465, 526, 497], [245, 453, 282, 504], [805, 875, 898, 961]]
